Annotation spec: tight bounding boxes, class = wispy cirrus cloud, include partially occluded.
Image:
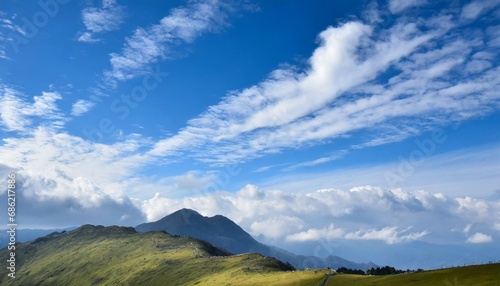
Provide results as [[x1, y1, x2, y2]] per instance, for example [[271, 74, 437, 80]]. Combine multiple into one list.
[[78, 0, 126, 43], [0, 85, 65, 132], [283, 150, 349, 171], [0, 12, 25, 59], [78, 0, 246, 115], [147, 3, 500, 166], [71, 99, 95, 116], [104, 0, 234, 83], [388, 0, 427, 14], [460, 0, 500, 20]]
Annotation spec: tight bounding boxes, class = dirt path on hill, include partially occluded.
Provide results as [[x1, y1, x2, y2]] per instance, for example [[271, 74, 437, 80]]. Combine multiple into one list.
[[319, 274, 334, 286]]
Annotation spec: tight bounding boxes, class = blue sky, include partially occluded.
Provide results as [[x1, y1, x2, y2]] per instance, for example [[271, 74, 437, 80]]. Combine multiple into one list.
[[0, 0, 499, 266]]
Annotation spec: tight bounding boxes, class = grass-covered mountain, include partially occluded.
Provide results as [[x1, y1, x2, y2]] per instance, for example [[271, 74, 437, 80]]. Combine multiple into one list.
[[0, 225, 331, 285], [325, 263, 500, 286], [136, 208, 376, 270]]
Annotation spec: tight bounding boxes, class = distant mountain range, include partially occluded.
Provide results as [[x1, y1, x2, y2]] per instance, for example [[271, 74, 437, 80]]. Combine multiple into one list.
[[281, 237, 500, 270], [136, 208, 377, 270]]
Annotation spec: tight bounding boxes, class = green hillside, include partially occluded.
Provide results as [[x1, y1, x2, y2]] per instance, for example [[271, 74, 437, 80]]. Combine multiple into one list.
[[0, 225, 328, 286], [326, 263, 500, 286]]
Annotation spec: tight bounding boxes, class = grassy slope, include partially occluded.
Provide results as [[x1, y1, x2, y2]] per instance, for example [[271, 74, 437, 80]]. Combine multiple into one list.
[[327, 263, 500, 286], [0, 225, 328, 286]]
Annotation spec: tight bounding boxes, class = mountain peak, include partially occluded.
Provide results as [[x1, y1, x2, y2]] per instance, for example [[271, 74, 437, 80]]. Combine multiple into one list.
[[175, 208, 201, 215], [167, 208, 203, 218], [155, 208, 206, 227], [136, 209, 260, 254]]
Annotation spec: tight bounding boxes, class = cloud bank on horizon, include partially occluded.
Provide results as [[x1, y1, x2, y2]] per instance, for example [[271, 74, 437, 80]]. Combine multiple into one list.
[[0, 0, 499, 250]]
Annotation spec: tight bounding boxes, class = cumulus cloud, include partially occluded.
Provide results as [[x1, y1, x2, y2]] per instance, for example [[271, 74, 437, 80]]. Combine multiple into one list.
[[78, 0, 126, 43], [141, 184, 499, 245], [456, 196, 491, 219], [251, 216, 304, 239], [147, 4, 500, 166], [0, 164, 145, 228], [467, 232, 493, 244]]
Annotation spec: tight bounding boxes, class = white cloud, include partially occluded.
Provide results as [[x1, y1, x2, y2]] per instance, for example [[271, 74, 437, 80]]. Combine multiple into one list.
[[140, 184, 499, 245], [284, 150, 348, 171], [0, 122, 497, 245], [147, 5, 499, 166], [344, 226, 429, 244], [71, 99, 96, 116], [0, 164, 145, 228], [0, 86, 65, 132], [253, 163, 289, 173], [467, 232, 493, 244], [388, 0, 427, 14], [463, 223, 473, 234], [171, 172, 212, 191], [461, 0, 500, 20], [456, 197, 490, 219], [0, 13, 25, 58], [78, 32, 99, 43], [494, 223, 500, 231], [487, 24, 500, 47], [78, 0, 126, 43], [0, 127, 151, 192], [286, 224, 345, 242], [104, 0, 231, 82], [465, 59, 492, 74], [251, 216, 304, 239], [0, 15, 25, 35], [0, 1, 497, 250]]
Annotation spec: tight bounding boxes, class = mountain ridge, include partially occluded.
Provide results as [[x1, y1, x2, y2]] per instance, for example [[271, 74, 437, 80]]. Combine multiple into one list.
[[1, 224, 326, 285]]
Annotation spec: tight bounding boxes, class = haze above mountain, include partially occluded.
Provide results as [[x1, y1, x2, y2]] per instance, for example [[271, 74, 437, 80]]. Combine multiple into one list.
[[136, 209, 500, 270]]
